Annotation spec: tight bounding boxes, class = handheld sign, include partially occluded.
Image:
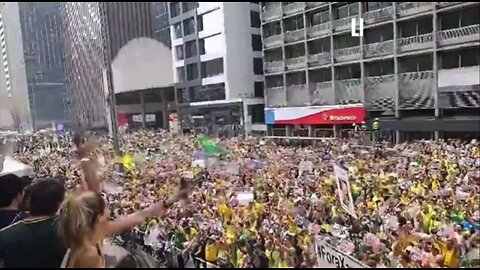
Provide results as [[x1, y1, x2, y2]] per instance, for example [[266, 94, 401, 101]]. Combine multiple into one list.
[[333, 163, 357, 218]]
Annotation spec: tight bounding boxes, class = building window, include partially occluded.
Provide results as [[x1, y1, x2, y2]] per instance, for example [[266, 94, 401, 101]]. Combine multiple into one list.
[[166, 89, 175, 102], [186, 63, 199, 80], [309, 10, 329, 26], [188, 87, 201, 103], [175, 45, 184, 60], [170, 2, 181, 18], [174, 23, 182, 38], [254, 82, 264, 98], [365, 2, 392, 12], [335, 3, 359, 20], [177, 67, 185, 82], [176, 88, 187, 103], [185, 40, 197, 58], [250, 11, 261, 28], [197, 15, 203, 32], [201, 58, 224, 78], [251, 34, 262, 51], [182, 2, 198, 13], [183, 18, 195, 36], [284, 15, 304, 31], [263, 21, 281, 37], [253, 58, 263, 75], [199, 39, 205, 55], [249, 104, 265, 123]]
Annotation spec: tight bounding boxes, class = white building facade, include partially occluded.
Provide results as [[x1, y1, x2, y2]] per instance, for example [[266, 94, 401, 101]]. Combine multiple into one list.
[[168, 2, 266, 135]]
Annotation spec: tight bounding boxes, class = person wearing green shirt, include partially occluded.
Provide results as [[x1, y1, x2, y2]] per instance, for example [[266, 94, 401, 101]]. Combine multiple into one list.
[[0, 179, 66, 268], [372, 118, 380, 142]]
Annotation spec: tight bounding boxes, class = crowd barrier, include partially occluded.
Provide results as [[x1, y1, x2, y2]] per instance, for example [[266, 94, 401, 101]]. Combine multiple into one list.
[[115, 230, 370, 269], [114, 231, 219, 268]]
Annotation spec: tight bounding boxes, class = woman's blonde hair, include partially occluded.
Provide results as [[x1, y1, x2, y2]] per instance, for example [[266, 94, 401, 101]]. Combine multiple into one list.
[[59, 191, 106, 248]]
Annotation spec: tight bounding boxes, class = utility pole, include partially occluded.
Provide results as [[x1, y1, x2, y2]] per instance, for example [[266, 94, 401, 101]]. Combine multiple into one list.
[[100, 2, 120, 155]]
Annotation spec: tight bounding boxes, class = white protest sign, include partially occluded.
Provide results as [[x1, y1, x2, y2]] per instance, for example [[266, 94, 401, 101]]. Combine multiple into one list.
[[315, 238, 367, 268], [334, 163, 357, 218], [237, 192, 254, 205]]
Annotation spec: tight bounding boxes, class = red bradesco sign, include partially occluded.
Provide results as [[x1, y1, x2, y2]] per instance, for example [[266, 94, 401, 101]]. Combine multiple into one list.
[[268, 104, 365, 125]]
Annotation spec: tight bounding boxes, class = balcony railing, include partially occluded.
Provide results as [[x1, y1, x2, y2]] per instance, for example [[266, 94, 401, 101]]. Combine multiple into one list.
[[265, 86, 285, 107], [285, 56, 307, 70], [333, 16, 356, 32], [364, 6, 394, 24], [306, 2, 328, 9], [264, 61, 284, 73], [438, 66, 480, 109], [307, 22, 331, 38], [284, 2, 305, 15], [287, 84, 310, 106], [397, 2, 434, 17], [284, 29, 304, 43], [363, 40, 394, 58], [334, 46, 361, 62], [438, 2, 462, 8], [307, 52, 331, 66], [309, 82, 335, 105], [398, 33, 433, 53], [365, 74, 396, 111], [335, 79, 363, 104], [399, 71, 435, 109], [263, 34, 283, 48], [263, 7, 282, 22], [437, 24, 480, 47]]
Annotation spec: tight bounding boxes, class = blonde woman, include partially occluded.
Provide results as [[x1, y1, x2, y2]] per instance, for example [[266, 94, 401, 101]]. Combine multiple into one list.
[[59, 190, 185, 268]]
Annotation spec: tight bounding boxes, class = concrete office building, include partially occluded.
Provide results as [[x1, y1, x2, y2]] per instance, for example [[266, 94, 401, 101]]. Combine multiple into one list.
[[1, 2, 68, 131], [261, 2, 479, 142], [168, 2, 266, 135], [61, 2, 175, 130]]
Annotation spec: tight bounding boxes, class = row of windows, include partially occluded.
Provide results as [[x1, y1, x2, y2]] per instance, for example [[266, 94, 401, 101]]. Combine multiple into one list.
[[263, 5, 479, 37], [175, 34, 261, 61], [176, 57, 263, 82], [176, 57, 225, 82], [265, 11, 479, 57], [265, 49, 480, 84], [176, 82, 264, 104], [116, 90, 175, 105], [170, 2, 198, 18], [176, 83, 225, 103]]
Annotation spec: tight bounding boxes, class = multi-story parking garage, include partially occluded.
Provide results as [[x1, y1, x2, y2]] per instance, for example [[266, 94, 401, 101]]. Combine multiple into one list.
[[261, 2, 479, 142]]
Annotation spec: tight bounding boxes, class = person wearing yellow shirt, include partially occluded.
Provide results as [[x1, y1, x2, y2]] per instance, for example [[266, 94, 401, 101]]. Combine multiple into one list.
[[205, 238, 219, 265], [218, 202, 232, 223], [421, 205, 435, 233], [443, 239, 460, 268]]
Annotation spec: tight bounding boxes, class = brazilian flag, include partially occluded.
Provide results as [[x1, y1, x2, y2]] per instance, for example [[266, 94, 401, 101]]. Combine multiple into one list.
[[197, 134, 228, 155]]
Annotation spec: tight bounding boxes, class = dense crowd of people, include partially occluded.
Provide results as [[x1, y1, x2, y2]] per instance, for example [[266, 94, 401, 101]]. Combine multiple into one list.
[[1, 129, 479, 268]]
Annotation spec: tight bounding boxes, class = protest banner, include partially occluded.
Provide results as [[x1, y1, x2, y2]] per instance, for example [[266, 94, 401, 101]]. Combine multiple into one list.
[[333, 163, 357, 218], [315, 238, 367, 268]]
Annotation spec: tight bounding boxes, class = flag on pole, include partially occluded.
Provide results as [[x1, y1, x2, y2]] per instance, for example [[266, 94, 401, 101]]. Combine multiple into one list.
[[197, 134, 228, 155]]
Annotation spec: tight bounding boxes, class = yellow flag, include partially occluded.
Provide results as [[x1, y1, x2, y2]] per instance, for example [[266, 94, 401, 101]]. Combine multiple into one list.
[[122, 154, 133, 170]]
